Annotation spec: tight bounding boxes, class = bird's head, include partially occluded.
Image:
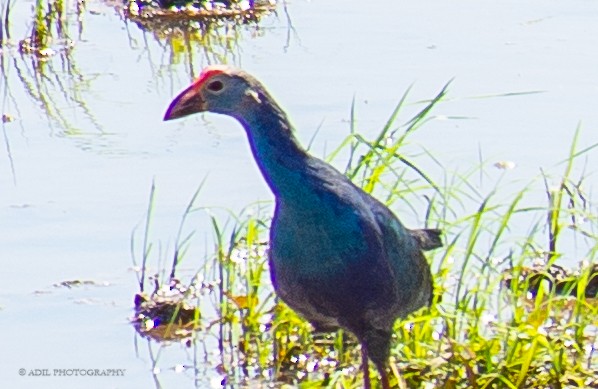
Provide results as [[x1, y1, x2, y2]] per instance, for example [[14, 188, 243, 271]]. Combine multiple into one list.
[[163, 65, 262, 121]]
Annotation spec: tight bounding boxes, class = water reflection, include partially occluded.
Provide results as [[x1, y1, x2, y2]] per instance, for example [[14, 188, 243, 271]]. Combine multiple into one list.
[[121, 0, 277, 76], [133, 333, 215, 389], [3, 51, 103, 135], [1, 0, 100, 137], [0, 0, 283, 181], [1, 0, 279, 131]]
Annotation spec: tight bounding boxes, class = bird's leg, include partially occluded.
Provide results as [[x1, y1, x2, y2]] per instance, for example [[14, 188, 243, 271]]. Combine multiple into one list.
[[375, 361, 391, 389], [361, 344, 371, 389], [363, 328, 392, 388]]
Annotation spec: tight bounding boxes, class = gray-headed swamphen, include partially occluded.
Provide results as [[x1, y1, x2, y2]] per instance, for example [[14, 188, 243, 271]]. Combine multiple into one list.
[[164, 65, 442, 389]]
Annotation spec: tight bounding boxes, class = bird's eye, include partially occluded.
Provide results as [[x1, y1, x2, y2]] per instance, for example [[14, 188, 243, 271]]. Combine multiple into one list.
[[207, 80, 224, 92]]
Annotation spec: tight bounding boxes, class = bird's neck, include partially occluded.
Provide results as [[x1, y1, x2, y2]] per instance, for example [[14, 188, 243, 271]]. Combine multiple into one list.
[[236, 98, 310, 198]]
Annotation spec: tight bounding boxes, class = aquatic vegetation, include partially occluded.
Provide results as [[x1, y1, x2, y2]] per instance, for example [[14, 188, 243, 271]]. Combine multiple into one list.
[[0, 0, 99, 153], [502, 261, 598, 300], [120, 0, 276, 71], [133, 278, 202, 342], [131, 85, 598, 388], [17, 0, 83, 57], [0, 43, 102, 139], [128, 0, 276, 13], [1, 0, 277, 150], [0, 0, 11, 49], [123, 0, 276, 36]]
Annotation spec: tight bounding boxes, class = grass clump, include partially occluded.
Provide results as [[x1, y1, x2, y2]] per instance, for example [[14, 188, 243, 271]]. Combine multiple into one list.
[[124, 0, 276, 29], [131, 85, 598, 388], [131, 0, 273, 10]]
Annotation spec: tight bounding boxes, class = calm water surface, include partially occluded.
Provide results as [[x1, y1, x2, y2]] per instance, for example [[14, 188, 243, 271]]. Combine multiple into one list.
[[1, 0, 598, 387]]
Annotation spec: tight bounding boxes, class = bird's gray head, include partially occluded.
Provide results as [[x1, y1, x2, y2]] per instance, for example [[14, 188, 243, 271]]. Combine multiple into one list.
[[163, 65, 263, 121]]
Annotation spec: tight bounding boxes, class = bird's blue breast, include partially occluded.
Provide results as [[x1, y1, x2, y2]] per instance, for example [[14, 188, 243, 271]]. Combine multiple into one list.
[[269, 172, 381, 279]]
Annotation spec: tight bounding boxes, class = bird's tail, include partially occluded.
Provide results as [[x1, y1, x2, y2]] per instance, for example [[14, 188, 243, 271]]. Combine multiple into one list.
[[410, 228, 443, 251]]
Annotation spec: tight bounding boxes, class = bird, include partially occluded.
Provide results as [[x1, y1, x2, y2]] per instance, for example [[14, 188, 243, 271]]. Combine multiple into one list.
[[163, 65, 442, 389]]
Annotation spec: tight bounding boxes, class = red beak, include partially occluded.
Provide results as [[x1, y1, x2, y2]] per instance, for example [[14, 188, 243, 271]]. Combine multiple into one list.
[[163, 84, 206, 121]]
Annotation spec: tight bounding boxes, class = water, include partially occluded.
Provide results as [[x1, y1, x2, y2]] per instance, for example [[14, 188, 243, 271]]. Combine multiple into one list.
[[1, 0, 598, 387]]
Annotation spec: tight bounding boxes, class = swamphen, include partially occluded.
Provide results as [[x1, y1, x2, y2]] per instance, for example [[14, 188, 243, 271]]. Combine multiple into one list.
[[164, 65, 442, 388]]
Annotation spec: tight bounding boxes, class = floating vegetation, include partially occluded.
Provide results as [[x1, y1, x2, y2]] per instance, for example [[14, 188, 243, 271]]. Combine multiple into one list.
[[132, 278, 202, 342], [17, 0, 84, 58], [1, 113, 15, 123], [502, 260, 598, 300], [130, 181, 206, 343], [1, 0, 83, 57], [53, 279, 111, 289], [124, 0, 277, 35]]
